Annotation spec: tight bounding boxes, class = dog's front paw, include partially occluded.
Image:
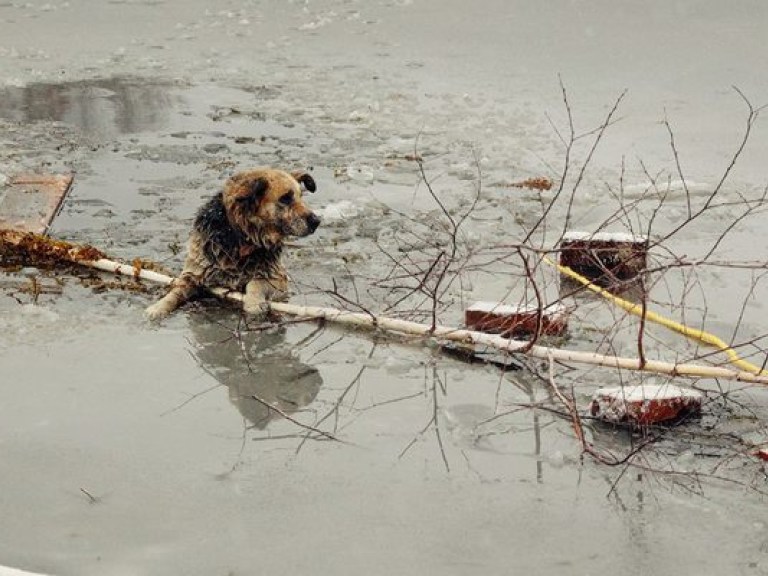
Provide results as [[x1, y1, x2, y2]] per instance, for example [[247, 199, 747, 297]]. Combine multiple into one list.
[[242, 296, 269, 316], [145, 301, 171, 321]]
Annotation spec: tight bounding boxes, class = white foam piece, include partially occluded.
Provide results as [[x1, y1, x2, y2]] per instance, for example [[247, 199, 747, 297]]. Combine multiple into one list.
[[561, 230, 648, 243]]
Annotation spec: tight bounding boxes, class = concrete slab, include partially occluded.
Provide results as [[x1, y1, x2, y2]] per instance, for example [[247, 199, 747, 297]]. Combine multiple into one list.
[[0, 174, 73, 235]]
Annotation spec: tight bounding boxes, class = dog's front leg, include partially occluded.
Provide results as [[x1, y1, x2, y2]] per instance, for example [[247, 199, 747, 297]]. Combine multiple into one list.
[[145, 276, 198, 320], [242, 279, 270, 316], [243, 277, 288, 315]]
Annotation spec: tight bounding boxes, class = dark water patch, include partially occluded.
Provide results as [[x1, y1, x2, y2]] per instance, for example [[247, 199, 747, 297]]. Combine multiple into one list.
[[0, 77, 181, 139]]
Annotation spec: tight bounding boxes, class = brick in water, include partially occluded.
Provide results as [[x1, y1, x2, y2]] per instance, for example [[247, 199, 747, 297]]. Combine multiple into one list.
[[465, 301, 568, 338], [560, 231, 648, 283], [590, 384, 703, 426]]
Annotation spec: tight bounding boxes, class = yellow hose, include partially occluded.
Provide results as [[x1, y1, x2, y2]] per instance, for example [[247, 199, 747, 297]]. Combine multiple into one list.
[[543, 255, 767, 375]]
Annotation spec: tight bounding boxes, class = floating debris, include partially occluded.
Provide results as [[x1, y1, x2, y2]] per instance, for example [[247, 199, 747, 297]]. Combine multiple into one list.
[[0, 229, 105, 269], [508, 177, 554, 191], [0, 230, 169, 295]]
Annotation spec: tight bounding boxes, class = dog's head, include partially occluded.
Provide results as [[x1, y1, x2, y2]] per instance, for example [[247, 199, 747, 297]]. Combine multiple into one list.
[[222, 168, 321, 247]]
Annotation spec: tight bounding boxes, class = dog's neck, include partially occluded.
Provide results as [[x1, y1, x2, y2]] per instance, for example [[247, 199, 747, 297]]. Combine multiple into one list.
[[226, 223, 284, 269], [237, 237, 282, 259], [239, 224, 283, 253]]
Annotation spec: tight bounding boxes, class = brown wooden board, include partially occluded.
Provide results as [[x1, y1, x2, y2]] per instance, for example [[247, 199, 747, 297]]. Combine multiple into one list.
[[0, 173, 74, 234]]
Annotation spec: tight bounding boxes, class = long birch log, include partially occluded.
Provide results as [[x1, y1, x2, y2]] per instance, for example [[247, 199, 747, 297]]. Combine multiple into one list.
[[3, 229, 768, 385], [265, 302, 768, 384]]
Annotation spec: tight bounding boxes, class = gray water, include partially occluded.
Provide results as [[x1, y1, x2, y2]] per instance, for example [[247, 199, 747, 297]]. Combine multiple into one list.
[[2, 2, 768, 575]]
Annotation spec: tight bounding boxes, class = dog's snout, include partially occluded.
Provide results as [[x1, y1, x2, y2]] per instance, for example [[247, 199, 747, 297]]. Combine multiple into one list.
[[306, 212, 321, 233]]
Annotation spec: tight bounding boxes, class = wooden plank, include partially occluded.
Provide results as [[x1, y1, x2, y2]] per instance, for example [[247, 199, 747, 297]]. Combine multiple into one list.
[[0, 173, 74, 234]]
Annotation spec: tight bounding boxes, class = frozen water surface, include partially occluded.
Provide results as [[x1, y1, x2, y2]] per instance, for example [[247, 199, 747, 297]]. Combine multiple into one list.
[[2, 1, 768, 575]]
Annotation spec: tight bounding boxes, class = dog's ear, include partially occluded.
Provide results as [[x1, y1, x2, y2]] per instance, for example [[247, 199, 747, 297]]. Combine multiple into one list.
[[237, 177, 269, 209], [292, 170, 317, 193]]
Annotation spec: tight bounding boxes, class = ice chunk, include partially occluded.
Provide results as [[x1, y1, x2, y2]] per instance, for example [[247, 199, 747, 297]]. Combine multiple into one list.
[[384, 355, 417, 374], [345, 165, 374, 183], [548, 450, 565, 468], [0, 563, 53, 575], [315, 201, 361, 224], [21, 304, 60, 323]]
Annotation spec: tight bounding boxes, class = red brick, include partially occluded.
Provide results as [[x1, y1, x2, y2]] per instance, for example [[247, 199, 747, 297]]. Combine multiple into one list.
[[590, 384, 703, 426], [465, 301, 568, 338]]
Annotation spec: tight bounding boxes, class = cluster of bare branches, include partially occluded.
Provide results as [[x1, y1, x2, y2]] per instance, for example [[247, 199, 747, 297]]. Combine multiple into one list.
[[192, 82, 768, 494]]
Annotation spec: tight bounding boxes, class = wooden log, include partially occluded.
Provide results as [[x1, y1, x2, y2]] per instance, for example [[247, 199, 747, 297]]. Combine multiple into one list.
[[3, 229, 768, 385], [267, 301, 768, 385]]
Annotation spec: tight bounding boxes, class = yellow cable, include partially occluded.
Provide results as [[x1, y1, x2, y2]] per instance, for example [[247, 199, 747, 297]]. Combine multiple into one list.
[[542, 255, 766, 375]]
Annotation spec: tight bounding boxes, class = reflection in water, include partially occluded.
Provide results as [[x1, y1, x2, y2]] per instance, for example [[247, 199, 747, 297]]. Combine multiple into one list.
[[188, 311, 323, 429], [0, 77, 179, 139]]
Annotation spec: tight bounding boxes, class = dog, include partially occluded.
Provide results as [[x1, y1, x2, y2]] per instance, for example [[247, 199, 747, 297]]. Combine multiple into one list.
[[145, 168, 321, 320]]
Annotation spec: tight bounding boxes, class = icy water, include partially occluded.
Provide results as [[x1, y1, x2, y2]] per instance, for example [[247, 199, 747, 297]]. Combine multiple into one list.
[[2, 2, 768, 575]]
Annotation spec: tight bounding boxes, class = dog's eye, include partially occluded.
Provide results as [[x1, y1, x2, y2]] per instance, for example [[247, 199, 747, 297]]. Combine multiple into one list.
[[279, 193, 294, 206]]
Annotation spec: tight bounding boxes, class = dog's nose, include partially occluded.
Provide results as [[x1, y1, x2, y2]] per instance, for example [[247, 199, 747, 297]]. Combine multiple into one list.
[[307, 212, 321, 233]]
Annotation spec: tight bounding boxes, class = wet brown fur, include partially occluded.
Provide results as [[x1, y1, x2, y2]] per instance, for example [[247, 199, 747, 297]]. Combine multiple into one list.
[[145, 168, 320, 320]]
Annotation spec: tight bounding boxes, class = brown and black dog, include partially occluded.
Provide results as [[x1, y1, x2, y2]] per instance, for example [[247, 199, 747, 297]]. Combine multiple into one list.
[[145, 168, 321, 320]]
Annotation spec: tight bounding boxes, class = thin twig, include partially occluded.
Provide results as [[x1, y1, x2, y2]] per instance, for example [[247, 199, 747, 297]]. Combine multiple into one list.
[[250, 394, 342, 443]]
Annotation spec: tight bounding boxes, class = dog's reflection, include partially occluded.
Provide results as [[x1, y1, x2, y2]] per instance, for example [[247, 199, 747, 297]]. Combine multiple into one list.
[[187, 309, 323, 429]]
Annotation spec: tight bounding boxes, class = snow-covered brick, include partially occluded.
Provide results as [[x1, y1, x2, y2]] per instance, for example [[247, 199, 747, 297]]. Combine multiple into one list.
[[465, 301, 568, 338]]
